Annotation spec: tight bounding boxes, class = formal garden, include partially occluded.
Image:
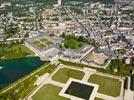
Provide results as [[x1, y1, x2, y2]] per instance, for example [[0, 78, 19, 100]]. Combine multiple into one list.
[[30, 63, 123, 100], [32, 38, 53, 49]]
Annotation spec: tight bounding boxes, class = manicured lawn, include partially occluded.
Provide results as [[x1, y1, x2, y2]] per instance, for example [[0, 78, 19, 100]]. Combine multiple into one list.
[[52, 68, 85, 83], [36, 43, 46, 48], [39, 38, 53, 45], [33, 40, 46, 48], [32, 84, 69, 100], [0, 43, 34, 59], [45, 40, 53, 45], [39, 38, 48, 42], [33, 41, 41, 46], [88, 74, 121, 97], [33, 38, 53, 48]]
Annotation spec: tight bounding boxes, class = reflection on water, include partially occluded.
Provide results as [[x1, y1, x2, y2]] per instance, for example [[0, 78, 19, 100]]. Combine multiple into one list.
[[0, 66, 3, 70]]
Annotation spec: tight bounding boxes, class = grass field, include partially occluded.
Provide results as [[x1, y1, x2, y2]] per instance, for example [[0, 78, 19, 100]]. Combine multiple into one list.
[[39, 38, 48, 42], [36, 43, 46, 48], [0, 43, 34, 59], [45, 40, 53, 45], [88, 74, 121, 97], [32, 84, 69, 100], [33, 41, 41, 46], [63, 35, 84, 49], [52, 68, 85, 83], [33, 41, 46, 49], [39, 38, 53, 45], [32, 38, 53, 49]]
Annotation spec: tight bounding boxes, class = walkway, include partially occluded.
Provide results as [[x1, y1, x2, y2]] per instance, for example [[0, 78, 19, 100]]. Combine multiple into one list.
[[124, 77, 134, 100], [48, 78, 65, 87], [97, 93, 118, 100]]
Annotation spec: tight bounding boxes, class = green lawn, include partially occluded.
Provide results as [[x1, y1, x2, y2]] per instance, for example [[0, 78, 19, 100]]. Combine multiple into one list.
[[39, 38, 48, 42], [32, 41, 41, 46], [88, 74, 121, 97], [39, 38, 53, 45], [63, 35, 84, 49], [45, 40, 53, 45], [33, 40, 46, 48], [33, 38, 53, 48], [64, 39, 83, 49], [36, 43, 46, 48], [52, 68, 84, 83], [0, 43, 34, 59], [32, 84, 69, 100]]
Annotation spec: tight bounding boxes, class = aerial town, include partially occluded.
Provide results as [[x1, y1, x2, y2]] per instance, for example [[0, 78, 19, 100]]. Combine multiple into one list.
[[0, 0, 133, 100]]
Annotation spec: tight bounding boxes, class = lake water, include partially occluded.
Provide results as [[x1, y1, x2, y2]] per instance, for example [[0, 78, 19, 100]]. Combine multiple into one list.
[[0, 56, 46, 90]]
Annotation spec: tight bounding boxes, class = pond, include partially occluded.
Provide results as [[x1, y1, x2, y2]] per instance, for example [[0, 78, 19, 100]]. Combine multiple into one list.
[[65, 81, 94, 100], [0, 56, 46, 89]]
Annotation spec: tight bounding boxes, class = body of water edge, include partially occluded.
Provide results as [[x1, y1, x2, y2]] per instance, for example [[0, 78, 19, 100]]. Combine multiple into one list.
[[0, 56, 46, 89]]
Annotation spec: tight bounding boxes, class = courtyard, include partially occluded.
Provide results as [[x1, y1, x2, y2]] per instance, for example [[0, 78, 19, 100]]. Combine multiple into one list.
[[32, 37, 53, 49], [83, 51, 109, 66]]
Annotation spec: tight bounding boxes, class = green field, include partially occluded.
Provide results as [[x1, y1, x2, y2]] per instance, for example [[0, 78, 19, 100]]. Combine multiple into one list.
[[32, 41, 46, 49], [39, 38, 48, 42], [36, 43, 46, 48], [32, 84, 69, 100], [52, 68, 85, 83], [32, 38, 53, 49], [88, 74, 121, 97], [0, 43, 34, 59], [63, 35, 84, 49], [45, 40, 53, 45], [33, 41, 41, 46], [39, 38, 53, 45]]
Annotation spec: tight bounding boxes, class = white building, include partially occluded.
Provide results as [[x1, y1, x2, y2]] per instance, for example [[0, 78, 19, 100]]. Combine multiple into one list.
[[58, 0, 61, 6], [40, 47, 61, 62], [61, 45, 94, 62]]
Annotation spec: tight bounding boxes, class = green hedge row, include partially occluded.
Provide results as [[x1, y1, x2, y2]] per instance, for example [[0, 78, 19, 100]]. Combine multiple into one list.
[[124, 77, 128, 89], [59, 59, 112, 73], [130, 75, 134, 91]]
